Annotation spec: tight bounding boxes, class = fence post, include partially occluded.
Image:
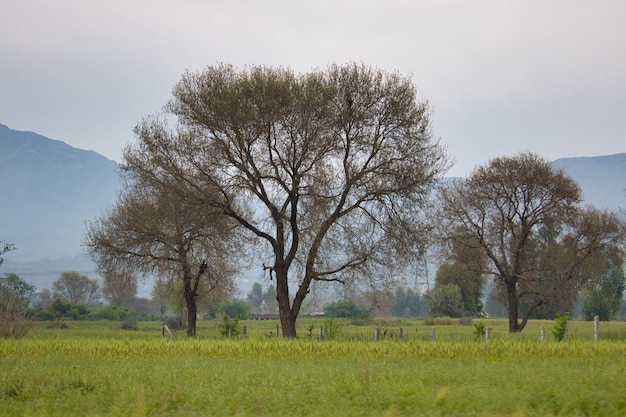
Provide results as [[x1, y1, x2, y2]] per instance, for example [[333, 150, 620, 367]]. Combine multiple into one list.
[[276, 325, 280, 338], [228, 328, 232, 338], [594, 315, 600, 342], [399, 327, 404, 340], [319, 325, 323, 340], [375, 327, 380, 341], [243, 325, 247, 336], [162, 323, 172, 338], [540, 326, 545, 342], [486, 327, 491, 342], [431, 326, 436, 342]]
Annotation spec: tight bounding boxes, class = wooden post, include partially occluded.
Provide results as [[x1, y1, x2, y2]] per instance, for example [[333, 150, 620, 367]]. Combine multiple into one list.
[[399, 327, 404, 340], [319, 325, 323, 340], [485, 327, 491, 342], [162, 323, 172, 338], [540, 326, 545, 342], [228, 328, 233, 338], [431, 326, 436, 341], [375, 327, 380, 341], [594, 315, 600, 342], [276, 325, 280, 338], [243, 325, 247, 336]]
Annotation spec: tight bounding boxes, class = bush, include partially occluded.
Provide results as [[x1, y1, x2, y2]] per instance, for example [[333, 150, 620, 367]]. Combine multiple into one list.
[[218, 315, 241, 337], [552, 313, 569, 342], [324, 300, 371, 320], [0, 293, 33, 338], [219, 299, 252, 320], [120, 317, 138, 330]]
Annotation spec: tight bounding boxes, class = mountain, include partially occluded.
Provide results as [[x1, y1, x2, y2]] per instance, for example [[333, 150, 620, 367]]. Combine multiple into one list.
[[0, 123, 121, 262], [552, 153, 626, 211]]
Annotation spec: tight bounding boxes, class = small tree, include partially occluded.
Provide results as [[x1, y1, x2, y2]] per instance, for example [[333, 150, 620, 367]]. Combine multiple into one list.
[[102, 270, 137, 307], [52, 271, 100, 306], [391, 287, 427, 317], [0, 273, 35, 338]]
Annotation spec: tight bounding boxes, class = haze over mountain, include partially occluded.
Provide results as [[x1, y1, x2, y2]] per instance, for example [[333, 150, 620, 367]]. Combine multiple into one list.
[[0, 123, 624, 293]]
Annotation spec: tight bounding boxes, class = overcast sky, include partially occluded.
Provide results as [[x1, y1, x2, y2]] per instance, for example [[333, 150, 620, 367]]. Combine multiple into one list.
[[2, 0, 625, 177]]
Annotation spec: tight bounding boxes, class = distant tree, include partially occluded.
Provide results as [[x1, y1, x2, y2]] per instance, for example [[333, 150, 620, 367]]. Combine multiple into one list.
[[102, 270, 138, 307], [219, 299, 252, 320], [324, 300, 371, 319], [246, 282, 264, 312], [391, 287, 427, 317], [127, 63, 449, 337], [52, 271, 100, 306], [582, 248, 625, 321], [427, 284, 464, 317], [0, 241, 15, 267], [0, 273, 35, 338], [436, 152, 626, 332], [435, 263, 484, 317]]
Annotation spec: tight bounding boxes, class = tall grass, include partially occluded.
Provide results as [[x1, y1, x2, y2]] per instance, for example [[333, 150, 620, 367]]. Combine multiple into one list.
[[1, 319, 625, 416]]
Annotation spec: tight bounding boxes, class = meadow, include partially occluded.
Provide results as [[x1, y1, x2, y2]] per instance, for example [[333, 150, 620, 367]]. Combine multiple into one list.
[[1, 318, 625, 416]]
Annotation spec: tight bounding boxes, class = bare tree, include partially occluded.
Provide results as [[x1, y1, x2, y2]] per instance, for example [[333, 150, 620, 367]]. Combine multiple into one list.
[[102, 270, 138, 307], [124, 63, 449, 337], [52, 271, 100, 306], [85, 181, 239, 336], [436, 152, 626, 332]]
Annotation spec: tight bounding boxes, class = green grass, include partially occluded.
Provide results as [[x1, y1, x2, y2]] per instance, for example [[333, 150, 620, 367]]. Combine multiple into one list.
[[1, 319, 625, 416]]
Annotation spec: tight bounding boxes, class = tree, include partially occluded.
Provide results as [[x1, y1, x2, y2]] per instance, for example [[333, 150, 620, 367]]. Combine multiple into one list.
[[436, 152, 626, 332], [582, 248, 625, 321], [102, 270, 138, 307], [0, 241, 15, 267], [125, 63, 449, 337], [246, 282, 264, 312], [85, 183, 238, 336], [0, 273, 35, 338], [427, 284, 464, 317], [391, 287, 427, 317], [52, 271, 100, 306]]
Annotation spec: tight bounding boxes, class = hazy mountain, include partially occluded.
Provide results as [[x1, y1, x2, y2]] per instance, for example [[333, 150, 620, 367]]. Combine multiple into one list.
[[0, 123, 121, 262]]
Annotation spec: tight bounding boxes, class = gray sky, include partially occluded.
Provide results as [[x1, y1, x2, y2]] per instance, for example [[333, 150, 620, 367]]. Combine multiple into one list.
[[2, 0, 625, 177]]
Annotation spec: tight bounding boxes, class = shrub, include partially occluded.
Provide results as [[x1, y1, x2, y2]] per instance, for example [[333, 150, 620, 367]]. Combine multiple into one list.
[[324, 300, 371, 320], [218, 315, 241, 337], [120, 317, 138, 330], [552, 313, 569, 342], [321, 318, 343, 340], [219, 299, 252, 319]]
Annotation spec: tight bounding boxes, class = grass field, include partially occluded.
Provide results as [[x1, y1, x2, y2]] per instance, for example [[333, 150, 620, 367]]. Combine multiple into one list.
[[1, 318, 625, 416]]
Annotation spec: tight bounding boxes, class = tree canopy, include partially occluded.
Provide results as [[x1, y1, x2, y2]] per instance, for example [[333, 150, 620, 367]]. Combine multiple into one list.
[[123, 62, 449, 337], [436, 152, 626, 332]]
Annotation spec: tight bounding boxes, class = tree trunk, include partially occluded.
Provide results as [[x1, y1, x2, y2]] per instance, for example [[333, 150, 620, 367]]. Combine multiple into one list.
[[506, 279, 521, 332], [275, 266, 298, 338], [183, 275, 197, 337]]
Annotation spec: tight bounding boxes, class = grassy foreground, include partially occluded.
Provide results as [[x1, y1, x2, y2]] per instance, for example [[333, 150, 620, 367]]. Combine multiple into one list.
[[1, 319, 625, 416]]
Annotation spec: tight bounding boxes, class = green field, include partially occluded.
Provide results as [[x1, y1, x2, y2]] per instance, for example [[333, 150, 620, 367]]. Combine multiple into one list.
[[1, 318, 625, 416]]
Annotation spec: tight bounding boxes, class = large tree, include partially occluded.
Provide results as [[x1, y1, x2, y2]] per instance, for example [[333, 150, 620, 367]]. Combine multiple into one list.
[[85, 180, 238, 336], [436, 152, 626, 332], [124, 63, 449, 337]]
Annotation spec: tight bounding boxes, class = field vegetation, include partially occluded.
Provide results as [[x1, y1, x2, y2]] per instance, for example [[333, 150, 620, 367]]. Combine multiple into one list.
[[1, 318, 625, 416]]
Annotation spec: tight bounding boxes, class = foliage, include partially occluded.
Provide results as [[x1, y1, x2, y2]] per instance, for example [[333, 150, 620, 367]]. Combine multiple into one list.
[[391, 287, 427, 317], [246, 282, 278, 314], [0, 273, 35, 339], [33, 299, 91, 321], [220, 299, 252, 320], [218, 315, 241, 337], [128, 63, 449, 337], [101, 270, 137, 307], [324, 300, 371, 319], [436, 152, 626, 332], [0, 241, 15, 267], [321, 318, 344, 340], [473, 321, 486, 339], [52, 271, 100, 306], [581, 249, 625, 321], [427, 284, 464, 318], [551, 313, 569, 341]]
